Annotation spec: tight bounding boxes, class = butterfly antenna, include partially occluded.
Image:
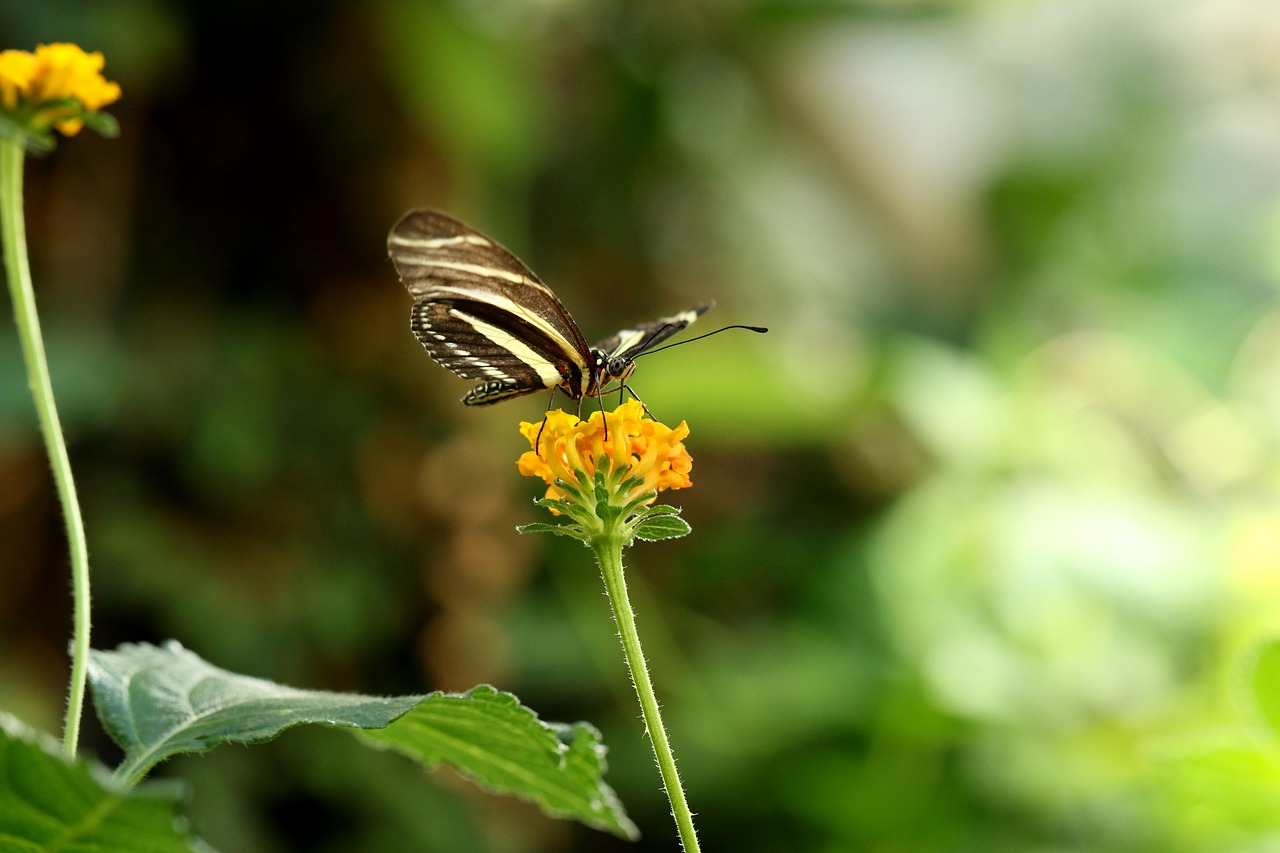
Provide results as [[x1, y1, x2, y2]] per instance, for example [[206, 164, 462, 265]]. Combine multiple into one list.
[[632, 324, 769, 359]]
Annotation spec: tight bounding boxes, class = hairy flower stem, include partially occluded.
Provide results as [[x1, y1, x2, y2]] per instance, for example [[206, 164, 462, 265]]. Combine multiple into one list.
[[0, 137, 91, 759], [590, 531, 700, 853]]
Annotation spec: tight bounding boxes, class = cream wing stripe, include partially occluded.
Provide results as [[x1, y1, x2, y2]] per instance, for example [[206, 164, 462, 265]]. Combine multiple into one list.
[[397, 257, 527, 284], [391, 253, 558, 299], [424, 285, 584, 362], [450, 309, 564, 388], [390, 234, 493, 250]]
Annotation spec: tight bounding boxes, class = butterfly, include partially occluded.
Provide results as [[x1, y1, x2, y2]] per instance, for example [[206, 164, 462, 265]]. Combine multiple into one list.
[[387, 209, 716, 411]]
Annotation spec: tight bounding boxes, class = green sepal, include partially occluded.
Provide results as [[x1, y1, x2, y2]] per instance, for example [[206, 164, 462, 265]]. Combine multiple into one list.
[[0, 114, 26, 143], [527, 466, 688, 543], [616, 473, 647, 496], [597, 500, 625, 525], [533, 498, 596, 528], [633, 515, 692, 541], [618, 492, 660, 518], [551, 477, 589, 503], [34, 97, 81, 112], [592, 474, 612, 506], [0, 115, 55, 153]]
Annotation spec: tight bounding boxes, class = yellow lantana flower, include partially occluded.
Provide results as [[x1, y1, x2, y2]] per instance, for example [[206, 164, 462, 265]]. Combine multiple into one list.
[[518, 400, 693, 507], [0, 43, 120, 138], [516, 409, 696, 842]]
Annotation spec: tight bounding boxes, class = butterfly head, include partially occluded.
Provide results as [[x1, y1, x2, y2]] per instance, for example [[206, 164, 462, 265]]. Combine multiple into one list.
[[593, 348, 637, 388]]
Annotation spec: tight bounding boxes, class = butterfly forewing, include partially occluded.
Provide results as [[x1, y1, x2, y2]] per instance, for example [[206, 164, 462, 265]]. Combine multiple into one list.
[[388, 210, 594, 404]]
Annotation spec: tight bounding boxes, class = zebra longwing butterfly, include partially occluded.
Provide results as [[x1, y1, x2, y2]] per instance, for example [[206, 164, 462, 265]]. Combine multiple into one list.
[[387, 209, 714, 408]]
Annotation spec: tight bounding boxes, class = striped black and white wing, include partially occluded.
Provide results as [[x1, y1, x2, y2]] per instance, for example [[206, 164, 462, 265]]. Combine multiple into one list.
[[592, 302, 714, 361], [387, 210, 594, 405]]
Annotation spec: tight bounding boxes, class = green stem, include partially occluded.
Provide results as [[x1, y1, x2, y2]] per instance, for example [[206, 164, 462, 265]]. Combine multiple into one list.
[[0, 137, 91, 760], [591, 532, 700, 853]]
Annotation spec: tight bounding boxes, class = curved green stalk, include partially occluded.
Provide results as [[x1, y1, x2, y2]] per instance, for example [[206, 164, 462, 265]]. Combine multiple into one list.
[[0, 137, 92, 759], [590, 531, 700, 852]]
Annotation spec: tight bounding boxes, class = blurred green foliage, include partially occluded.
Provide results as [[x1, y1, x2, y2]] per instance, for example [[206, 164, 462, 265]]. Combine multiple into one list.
[[4, 0, 1280, 850]]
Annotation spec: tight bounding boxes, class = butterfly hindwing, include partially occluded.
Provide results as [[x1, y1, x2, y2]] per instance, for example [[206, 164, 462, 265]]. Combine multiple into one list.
[[409, 301, 574, 397]]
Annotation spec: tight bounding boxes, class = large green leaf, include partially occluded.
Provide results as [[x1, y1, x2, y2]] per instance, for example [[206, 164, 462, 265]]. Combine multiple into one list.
[[361, 686, 637, 838], [90, 642, 424, 783], [89, 642, 635, 837], [0, 713, 200, 852]]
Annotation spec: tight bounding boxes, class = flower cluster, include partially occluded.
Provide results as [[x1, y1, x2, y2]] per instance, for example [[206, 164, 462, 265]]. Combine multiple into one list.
[[0, 43, 120, 139], [518, 401, 693, 506]]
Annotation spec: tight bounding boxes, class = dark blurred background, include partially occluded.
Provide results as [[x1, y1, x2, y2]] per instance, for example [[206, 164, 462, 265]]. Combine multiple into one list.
[[4, 0, 1280, 850]]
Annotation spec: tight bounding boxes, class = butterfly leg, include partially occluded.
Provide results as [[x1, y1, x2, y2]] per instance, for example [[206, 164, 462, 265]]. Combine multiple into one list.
[[621, 383, 655, 420], [533, 388, 560, 451], [595, 393, 610, 442]]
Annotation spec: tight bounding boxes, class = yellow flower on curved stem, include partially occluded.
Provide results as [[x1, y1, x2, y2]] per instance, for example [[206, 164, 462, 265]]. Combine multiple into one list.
[[0, 43, 120, 143], [1, 42, 122, 760]]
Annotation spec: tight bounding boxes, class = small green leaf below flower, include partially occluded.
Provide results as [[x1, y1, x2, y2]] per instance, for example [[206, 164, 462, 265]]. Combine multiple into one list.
[[633, 515, 692, 541], [78, 109, 119, 138], [88, 641, 637, 839], [517, 521, 588, 540]]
